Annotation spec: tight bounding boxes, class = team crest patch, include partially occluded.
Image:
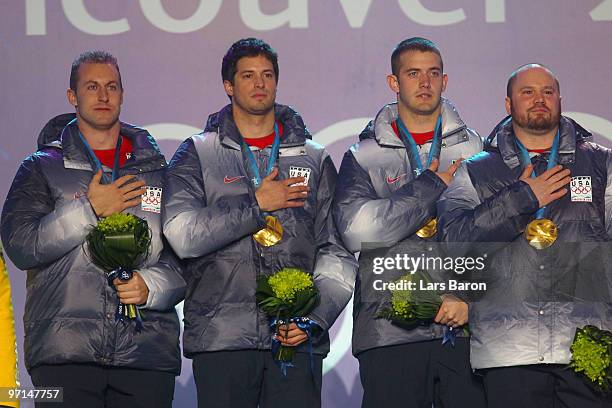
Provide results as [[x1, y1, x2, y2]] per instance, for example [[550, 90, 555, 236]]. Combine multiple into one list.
[[570, 176, 592, 202], [289, 166, 311, 186], [142, 186, 163, 213]]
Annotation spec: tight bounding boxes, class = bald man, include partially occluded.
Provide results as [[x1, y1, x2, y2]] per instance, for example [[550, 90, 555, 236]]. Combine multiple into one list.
[[437, 64, 612, 407]]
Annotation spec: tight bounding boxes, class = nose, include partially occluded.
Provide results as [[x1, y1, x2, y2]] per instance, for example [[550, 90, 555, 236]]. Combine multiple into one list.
[[97, 87, 109, 102], [254, 73, 265, 88], [419, 73, 431, 88]]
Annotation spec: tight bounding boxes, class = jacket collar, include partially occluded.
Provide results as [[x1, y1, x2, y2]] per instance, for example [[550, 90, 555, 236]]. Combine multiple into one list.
[[203, 103, 312, 150], [487, 115, 592, 169], [366, 97, 467, 147], [38, 114, 166, 172]]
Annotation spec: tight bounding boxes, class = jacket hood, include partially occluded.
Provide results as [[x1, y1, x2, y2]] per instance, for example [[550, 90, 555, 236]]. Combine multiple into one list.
[[359, 97, 467, 146], [37, 113, 77, 150], [485, 115, 592, 149], [203, 103, 312, 149], [486, 115, 593, 168], [37, 114, 165, 172]]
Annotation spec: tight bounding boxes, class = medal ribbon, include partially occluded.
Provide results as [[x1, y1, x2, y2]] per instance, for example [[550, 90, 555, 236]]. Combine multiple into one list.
[[442, 326, 458, 347], [77, 125, 123, 183], [107, 267, 144, 332], [395, 115, 442, 176], [269, 316, 317, 376], [515, 129, 560, 219], [240, 122, 281, 188]]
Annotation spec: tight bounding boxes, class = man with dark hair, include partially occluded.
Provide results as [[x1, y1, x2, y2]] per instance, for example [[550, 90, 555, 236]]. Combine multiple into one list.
[[334, 37, 485, 408], [162, 38, 356, 408], [438, 64, 612, 407], [221, 37, 279, 85], [1, 50, 185, 408], [391, 37, 443, 76]]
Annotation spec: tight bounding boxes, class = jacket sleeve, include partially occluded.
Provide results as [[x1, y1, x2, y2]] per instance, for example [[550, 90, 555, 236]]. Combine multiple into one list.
[[333, 149, 447, 253], [162, 138, 266, 259], [437, 162, 539, 244], [1, 153, 98, 270], [307, 155, 358, 332], [137, 240, 186, 311]]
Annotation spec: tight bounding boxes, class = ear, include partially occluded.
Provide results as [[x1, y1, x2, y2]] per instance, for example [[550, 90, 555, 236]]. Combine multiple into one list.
[[505, 96, 512, 115], [223, 80, 234, 98], [67, 89, 77, 108], [442, 73, 448, 92], [387, 74, 399, 94]]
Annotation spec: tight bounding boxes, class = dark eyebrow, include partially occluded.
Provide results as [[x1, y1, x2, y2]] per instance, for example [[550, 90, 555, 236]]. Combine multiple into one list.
[[403, 67, 441, 72], [84, 80, 118, 85]]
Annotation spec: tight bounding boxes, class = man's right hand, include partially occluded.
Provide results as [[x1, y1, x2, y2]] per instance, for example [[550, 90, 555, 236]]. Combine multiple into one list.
[[87, 171, 145, 217], [519, 164, 570, 207], [255, 167, 309, 212], [429, 158, 464, 186]]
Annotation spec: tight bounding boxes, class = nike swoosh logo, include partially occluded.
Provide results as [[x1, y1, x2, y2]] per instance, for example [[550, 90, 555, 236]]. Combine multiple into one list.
[[386, 174, 406, 184], [224, 175, 245, 184]]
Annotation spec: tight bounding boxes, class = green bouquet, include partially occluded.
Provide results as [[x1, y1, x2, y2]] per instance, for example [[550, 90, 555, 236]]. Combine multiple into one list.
[[377, 271, 442, 330], [86, 213, 151, 329], [569, 325, 612, 393], [256, 268, 319, 373]]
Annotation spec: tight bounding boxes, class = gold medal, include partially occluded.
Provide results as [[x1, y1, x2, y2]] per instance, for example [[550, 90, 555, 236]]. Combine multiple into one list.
[[253, 216, 284, 247], [525, 218, 558, 249], [416, 218, 437, 239]]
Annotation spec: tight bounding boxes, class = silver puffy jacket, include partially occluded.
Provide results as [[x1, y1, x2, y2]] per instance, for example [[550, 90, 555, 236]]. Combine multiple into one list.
[[333, 99, 483, 355], [162, 104, 357, 357], [1, 114, 185, 373], [438, 116, 612, 369]]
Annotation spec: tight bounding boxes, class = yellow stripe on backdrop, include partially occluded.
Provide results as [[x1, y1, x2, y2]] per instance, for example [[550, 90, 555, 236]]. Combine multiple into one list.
[[0, 245, 18, 408]]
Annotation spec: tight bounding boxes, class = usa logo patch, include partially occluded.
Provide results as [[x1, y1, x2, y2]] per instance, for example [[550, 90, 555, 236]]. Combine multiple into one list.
[[142, 186, 163, 213], [570, 176, 592, 202], [289, 166, 311, 186]]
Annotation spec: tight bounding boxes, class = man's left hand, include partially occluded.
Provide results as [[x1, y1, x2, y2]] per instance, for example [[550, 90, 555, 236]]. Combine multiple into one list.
[[276, 323, 308, 347], [113, 271, 149, 305], [434, 295, 468, 328]]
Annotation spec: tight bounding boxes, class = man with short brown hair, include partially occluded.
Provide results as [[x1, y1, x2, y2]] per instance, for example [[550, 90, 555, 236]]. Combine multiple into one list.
[[163, 38, 356, 408], [334, 37, 485, 408], [1, 50, 185, 408]]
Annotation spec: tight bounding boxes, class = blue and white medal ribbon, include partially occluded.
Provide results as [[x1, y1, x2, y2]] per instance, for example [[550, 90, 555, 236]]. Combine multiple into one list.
[[395, 115, 442, 177], [396, 115, 443, 238], [442, 326, 458, 347], [107, 268, 144, 332], [270, 316, 317, 376], [75, 119, 123, 184], [240, 123, 284, 246], [240, 122, 281, 187], [516, 130, 561, 249]]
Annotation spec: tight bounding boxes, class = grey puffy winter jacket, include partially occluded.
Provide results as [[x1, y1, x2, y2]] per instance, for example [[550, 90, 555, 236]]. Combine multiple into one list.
[[1, 115, 185, 374], [333, 100, 483, 355], [162, 104, 357, 357], [437, 116, 612, 369]]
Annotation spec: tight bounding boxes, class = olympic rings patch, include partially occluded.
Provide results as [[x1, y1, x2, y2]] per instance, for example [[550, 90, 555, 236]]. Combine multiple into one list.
[[142, 186, 163, 213], [570, 176, 592, 202]]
